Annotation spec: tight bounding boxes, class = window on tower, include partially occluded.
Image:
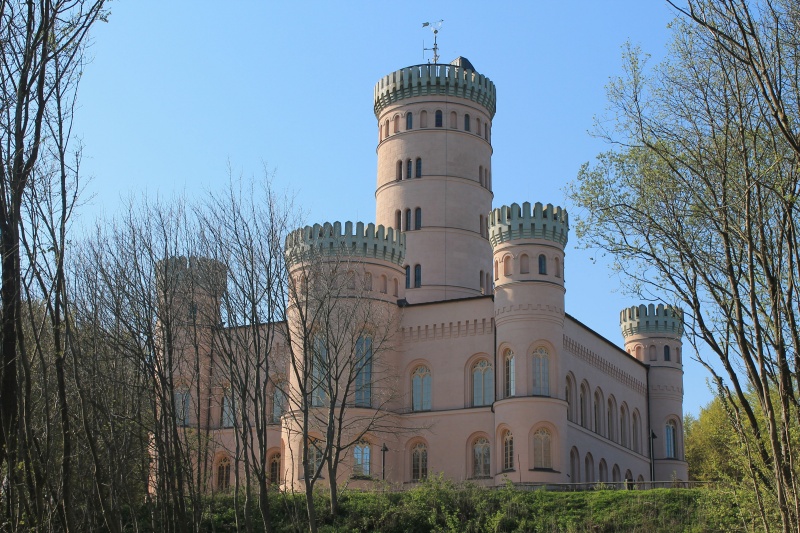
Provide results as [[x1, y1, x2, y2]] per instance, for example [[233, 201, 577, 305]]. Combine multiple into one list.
[[407, 159, 412, 180], [464, 114, 470, 131], [415, 158, 422, 178], [405, 266, 410, 289], [414, 208, 421, 230], [435, 110, 443, 127], [406, 112, 413, 130], [414, 264, 421, 288], [396, 161, 402, 181]]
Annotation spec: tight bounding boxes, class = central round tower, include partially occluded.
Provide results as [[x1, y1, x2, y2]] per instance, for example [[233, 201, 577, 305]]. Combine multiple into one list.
[[373, 57, 496, 303]]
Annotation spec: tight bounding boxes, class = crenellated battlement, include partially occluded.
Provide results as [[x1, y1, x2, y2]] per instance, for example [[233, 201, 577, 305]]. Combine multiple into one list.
[[488, 202, 569, 248], [156, 256, 227, 295], [285, 221, 405, 267], [374, 63, 497, 118], [620, 303, 684, 338]]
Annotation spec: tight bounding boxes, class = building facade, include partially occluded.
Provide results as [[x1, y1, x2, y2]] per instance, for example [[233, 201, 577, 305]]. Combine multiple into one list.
[[170, 57, 687, 491]]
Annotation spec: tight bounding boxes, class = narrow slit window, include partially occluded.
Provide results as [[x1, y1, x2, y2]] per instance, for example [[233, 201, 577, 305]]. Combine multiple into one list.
[[406, 112, 413, 130], [435, 110, 443, 127]]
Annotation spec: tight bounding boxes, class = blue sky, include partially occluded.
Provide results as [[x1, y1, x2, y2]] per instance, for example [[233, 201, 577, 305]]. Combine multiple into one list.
[[72, 1, 713, 416]]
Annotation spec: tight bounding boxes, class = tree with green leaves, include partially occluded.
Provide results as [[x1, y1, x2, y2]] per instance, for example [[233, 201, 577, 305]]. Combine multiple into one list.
[[570, 2, 800, 531]]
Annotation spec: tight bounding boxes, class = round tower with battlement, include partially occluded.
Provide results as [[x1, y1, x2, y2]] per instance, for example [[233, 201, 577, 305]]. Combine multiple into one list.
[[620, 304, 688, 481], [282, 221, 405, 489], [488, 201, 569, 482], [373, 59, 496, 303]]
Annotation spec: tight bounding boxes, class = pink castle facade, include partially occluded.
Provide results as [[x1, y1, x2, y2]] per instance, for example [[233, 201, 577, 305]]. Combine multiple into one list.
[[169, 57, 687, 491]]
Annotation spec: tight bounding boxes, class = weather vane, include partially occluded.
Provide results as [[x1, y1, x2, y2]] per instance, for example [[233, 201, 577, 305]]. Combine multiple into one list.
[[422, 20, 443, 64]]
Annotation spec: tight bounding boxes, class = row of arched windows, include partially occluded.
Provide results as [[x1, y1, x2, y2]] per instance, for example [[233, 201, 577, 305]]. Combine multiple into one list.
[[339, 269, 401, 297], [569, 447, 643, 485], [396, 158, 423, 180], [216, 452, 282, 490], [565, 375, 643, 454], [380, 110, 492, 142], [501, 347, 550, 398], [404, 264, 422, 289], [495, 253, 561, 280], [395, 208, 422, 231], [408, 428, 553, 482], [629, 343, 682, 364]]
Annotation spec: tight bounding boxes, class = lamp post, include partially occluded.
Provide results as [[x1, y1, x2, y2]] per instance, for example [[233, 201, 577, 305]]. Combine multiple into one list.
[[381, 443, 389, 480]]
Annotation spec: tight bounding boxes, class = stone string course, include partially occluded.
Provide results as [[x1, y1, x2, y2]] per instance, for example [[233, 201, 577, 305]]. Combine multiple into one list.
[[401, 317, 494, 342], [563, 335, 647, 396]]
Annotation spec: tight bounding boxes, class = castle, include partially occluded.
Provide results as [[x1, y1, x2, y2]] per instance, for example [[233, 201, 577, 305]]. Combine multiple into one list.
[[168, 57, 687, 491]]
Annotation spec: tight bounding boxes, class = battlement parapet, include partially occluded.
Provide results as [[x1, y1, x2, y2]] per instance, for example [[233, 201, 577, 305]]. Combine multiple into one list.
[[285, 221, 405, 267], [156, 256, 227, 295], [374, 63, 497, 118], [488, 202, 569, 248], [620, 303, 684, 338]]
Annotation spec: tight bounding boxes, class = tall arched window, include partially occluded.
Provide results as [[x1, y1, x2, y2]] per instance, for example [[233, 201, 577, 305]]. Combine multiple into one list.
[[355, 337, 372, 407], [414, 264, 421, 287], [396, 160, 402, 180], [393, 115, 400, 133], [494, 260, 499, 280], [353, 441, 370, 477], [269, 454, 281, 484], [555, 257, 561, 278], [666, 419, 678, 458], [484, 123, 488, 139], [217, 456, 231, 490], [271, 386, 285, 424], [449, 111, 457, 128], [393, 278, 399, 297], [479, 215, 485, 238], [479, 165, 484, 187], [612, 464, 621, 483], [414, 208, 421, 230], [420, 110, 428, 128], [406, 112, 413, 130], [502, 430, 514, 471], [435, 110, 443, 127], [520, 254, 530, 274], [406, 159, 412, 181], [579, 383, 589, 428], [175, 389, 191, 426], [504, 349, 515, 398], [479, 270, 485, 294], [570, 447, 580, 482], [364, 272, 372, 291], [464, 113, 471, 131], [308, 438, 324, 475], [533, 428, 552, 469], [378, 274, 387, 294], [664, 345, 671, 361], [383, 121, 389, 139], [472, 360, 494, 406], [405, 265, 410, 289], [395, 210, 401, 230], [411, 443, 428, 481], [607, 397, 617, 442], [620, 405, 630, 448], [473, 437, 490, 478], [585, 453, 595, 483], [311, 337, 327, 407], [405, 209, 411, 231], [415, 158, 422, 178], [503, 255, 512, 276], [221, 389, 235, 428], [632, 411, 641, 453], [565, 377, 574, 422], [538, 254, 547, 275], [476, 117, 481, 136], [594, 390, 603, 434], [531, 347, 549, 396], [599, 460, 608, 482], [412, 366, 431, 411]]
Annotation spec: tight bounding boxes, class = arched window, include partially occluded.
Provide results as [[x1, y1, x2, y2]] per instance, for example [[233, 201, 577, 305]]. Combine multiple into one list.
[[308, 438, 324, 475], [175, 389, 191, 426], [346, 270, 356, 289], [383, 121, 389, 138], [221, 389, 235, 428], [405, 266, 410, 289], [415, 158, 422, 178], [312, 337, 327, 407], [435, 110, 443, 127], [538, 254, 547, 275], [420, 110, 428, 128], [476, 117, 481, 136], [635, 345, 643, 361], [414, 264, 421, 287], [632, 411, 641, 453], [479, 215, 485, 238], [396, 160, 402, 181], [380, 274, 387, 294], [599, 460, 608, 482], [676, 347, 682, 363], [355, 337, 372, 407], [395, 210, 401, 230], [533, 428, 552, 469], [612, 464, 621, 483], [504, 349, 515, 398], [472, 360, 494, 406], [271, 386, 285, 424], [405, 209, 411, 231], [406, 112, 413, 130], [486, 272, 491, 294], [473, 437, 490, 478], [502, 430, 514, 471], [593, 390, 603, 434], [353, 441, 371, 477], [620, 405, 630, 448], [484, 123, 488, 139], [665, 419, 678, 458], [217, 456, 231, 490], [414, 207, 422, 230], [607, 397, 617, 442], [406, 159, 412, 180], [555, 257, 561, 278], [503, 255, 512, 276], [364, 272, 372, 291], [480, 270, 485, 294], [411, 443, 428, 481], [479, 165, 484, 186], [520, 254, 530, 274], [649, 345, 657, 361], [579, 383, 590, 428], [449, 111, 457, 128], [393, 278, 399, 297], [570, 447, 580, 483], [464, 113, 471, 131], [494, 260, 499, 280], [565, 377, 574, 422], [531, 347, 549, 396], [393, 115, 400, 133], [585, 453, 595, 483], [625, 469, 633, 482], [269, 454, 281, 484], [664, 345, 671, 361], [412, 366, 431, 411]]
